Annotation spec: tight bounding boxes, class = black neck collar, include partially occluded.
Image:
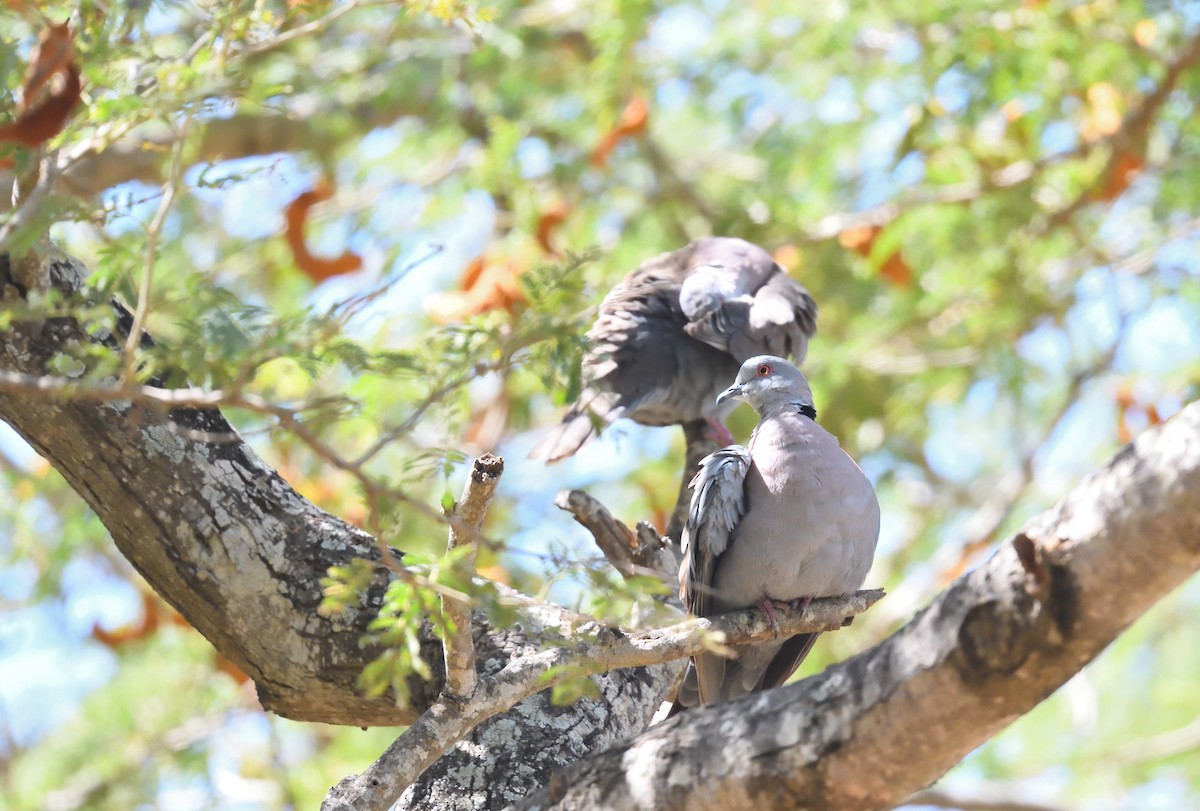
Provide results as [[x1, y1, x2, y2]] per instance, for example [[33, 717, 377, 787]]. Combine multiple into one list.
[[797, 404, 817, 420]]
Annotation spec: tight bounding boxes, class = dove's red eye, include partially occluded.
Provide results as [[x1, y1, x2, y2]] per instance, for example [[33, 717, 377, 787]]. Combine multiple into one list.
[[756, 364, 771, 377]]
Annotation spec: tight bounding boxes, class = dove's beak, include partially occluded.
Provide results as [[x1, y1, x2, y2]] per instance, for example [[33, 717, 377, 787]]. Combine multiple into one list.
[[715, 382, 744, 406]]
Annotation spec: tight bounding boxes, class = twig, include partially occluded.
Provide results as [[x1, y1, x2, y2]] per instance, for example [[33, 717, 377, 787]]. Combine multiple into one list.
[[1042, 32, 1200, 231], [441, 454, 504, 699], [937, 311, 1130, 582], [322, 589, 884, 811], [639, 136, 717, 225], [354, 360, 499, 467], [1112, 714, 1200, 765], [235, 0, 375, 60], [797, 32, 1200, 245], [328, 243, 445, 325], [555, 489, 637, 576], [119, 119, 189, 388], [0, 153, 57, 253]]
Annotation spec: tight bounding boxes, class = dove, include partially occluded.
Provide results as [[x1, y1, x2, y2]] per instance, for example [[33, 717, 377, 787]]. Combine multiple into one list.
[[670, 355, 879, 712], [530, 238, 817, 463]]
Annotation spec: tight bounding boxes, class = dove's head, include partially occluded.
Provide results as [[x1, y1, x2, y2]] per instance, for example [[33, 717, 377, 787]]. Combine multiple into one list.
[[716, 355, 815, 415]]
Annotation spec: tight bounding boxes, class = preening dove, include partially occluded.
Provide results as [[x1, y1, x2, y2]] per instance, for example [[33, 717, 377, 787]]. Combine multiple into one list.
[[670, 355, 880, 712], [530, 237, 817, 462]]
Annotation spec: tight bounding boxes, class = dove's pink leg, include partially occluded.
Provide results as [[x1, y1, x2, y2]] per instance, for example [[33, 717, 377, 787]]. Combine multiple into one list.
[[755, 596, 781, 633], [705, 419, 735, 446]]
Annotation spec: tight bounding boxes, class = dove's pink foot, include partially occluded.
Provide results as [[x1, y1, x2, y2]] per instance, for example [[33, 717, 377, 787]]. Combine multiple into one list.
[[756, 596, 781, 634], [705, 419, 735, 446]]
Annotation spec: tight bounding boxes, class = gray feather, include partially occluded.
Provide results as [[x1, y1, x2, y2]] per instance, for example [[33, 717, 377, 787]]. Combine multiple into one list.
[[533, 237, 817, 462], [670, 355, 880, 712]]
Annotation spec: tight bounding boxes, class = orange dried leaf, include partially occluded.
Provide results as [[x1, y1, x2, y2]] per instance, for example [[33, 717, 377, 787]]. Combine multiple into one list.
[[20, 21, 74, 114], [284, 179, 364, 283], [772, 244, 801, 272], [459, 256, 487, 291], [591, 95, 650, 168], [1114, 383, 1136, 410], [429, 258, 525, 322], [1115, 384, 1135, 442], [0, 61, 82, 147], [477, 563, 512, 585], [879, 251, 914, 287], [839, 225, 912, 286], [463, 391, 510, 449], [1117, 414, 1132, 444], [535, 202, 570, 256], [90, 591, 162, 648], [837, 224, 881, 257], [1097, 151, 1144, 201], [591, 132, 621, 168], [342, 503, 367, 528], [1001, 99, 1025, 123], [214, 653, 253, 685], [617, 95, 649, 135]]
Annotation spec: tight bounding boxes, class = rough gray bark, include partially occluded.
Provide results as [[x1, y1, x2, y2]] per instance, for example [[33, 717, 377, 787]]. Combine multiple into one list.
[[338, 592, 881, 811], [518, 401, 1200, 810], [397, 659, 673, 810], [0, 253, 665, 731]]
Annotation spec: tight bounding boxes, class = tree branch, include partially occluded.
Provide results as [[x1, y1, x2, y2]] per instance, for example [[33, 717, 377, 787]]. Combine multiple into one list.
[[517, 401, 1200, 810], [325, 590, 884, 811], [442, 453, 504, 698], [555, 489, 677, 579], [0, 90, 439, 213], [0, 253, 564, 726]]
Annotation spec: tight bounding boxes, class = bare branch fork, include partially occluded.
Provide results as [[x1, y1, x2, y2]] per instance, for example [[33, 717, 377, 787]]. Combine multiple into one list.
[[554, 489, 678, 579]]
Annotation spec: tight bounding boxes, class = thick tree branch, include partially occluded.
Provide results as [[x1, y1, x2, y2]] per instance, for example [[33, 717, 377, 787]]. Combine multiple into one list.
[[516, 401, 1200, 810], [327, 590, 884, 811], [0, 253, 590, 727]]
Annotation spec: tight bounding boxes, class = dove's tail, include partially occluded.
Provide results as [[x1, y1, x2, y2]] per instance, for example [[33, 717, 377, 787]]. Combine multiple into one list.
[[528, 389, 620, 463], [659, 661, 700, 720]]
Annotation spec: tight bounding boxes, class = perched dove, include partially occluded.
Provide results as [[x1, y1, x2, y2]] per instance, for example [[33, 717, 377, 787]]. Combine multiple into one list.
[[530, 237, 817, 462], [670, 355, 880, 712]]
